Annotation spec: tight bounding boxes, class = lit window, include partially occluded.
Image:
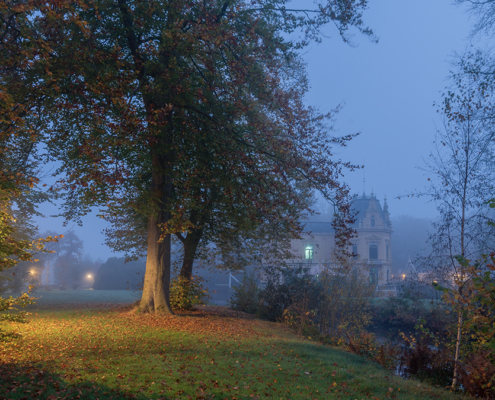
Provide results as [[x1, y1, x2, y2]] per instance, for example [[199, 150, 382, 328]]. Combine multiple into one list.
[[369, 242, 378, 260], [305, 245, 313, 260], [371, 215, 375, 227]]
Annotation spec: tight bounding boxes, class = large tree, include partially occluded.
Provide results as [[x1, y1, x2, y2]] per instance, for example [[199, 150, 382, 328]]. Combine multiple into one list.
[[6, 0, 373, 314], [103, 130, 319, 283]]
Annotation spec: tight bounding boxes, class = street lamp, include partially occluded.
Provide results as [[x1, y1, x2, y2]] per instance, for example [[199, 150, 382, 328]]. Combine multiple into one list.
[[86, 273, 94, 289]]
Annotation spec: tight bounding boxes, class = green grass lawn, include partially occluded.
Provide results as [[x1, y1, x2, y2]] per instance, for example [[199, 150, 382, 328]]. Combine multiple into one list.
[[0, 303, 469, 400]]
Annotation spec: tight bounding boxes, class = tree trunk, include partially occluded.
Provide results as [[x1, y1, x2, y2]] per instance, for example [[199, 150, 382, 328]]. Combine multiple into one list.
[[452, 307, 463, 390], [139, 214, 173, 315], [452, 131, 469, 390], [138, 149, 174, 315], [179, 228, 203, 282]]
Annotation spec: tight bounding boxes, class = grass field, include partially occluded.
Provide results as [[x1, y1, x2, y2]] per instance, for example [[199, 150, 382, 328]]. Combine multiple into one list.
[[10, 289, 139, 309], [0, 292, 469, 400]]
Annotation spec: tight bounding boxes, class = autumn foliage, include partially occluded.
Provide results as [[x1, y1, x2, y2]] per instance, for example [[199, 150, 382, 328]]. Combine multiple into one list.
[[1, 0, 374, 314]]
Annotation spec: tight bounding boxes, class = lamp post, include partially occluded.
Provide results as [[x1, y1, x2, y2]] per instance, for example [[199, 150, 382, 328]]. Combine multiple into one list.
[[86, 274, 94, 289]]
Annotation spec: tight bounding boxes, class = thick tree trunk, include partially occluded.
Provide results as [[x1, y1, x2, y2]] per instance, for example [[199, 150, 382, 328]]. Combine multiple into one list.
[[117, 1, 176, 315], [139, 214, 173, 315], [138, 149, 174, 315]]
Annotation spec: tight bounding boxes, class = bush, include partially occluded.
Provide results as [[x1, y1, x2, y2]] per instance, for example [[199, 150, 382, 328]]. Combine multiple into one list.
[[371, 293, 453, 339], [399, 332, 454, 387], [317, 262, 374, 335], [257, 265, 323, 322], [458, 350, 495, 399], [244, 260, 374, 332], [0, 288, 36, 341], [228, 273, 259, 314], [170, 275, 209, 311]]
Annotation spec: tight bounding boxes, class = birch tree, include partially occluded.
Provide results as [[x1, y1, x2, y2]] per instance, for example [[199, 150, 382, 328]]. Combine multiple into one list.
[[423, 60, 495, 389]]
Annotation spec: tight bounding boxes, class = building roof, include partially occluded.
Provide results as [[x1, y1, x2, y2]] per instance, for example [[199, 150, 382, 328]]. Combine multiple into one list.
[[303, 193, 389, 233], [351, 193, 387, 227], [302, 221, 334, 234]]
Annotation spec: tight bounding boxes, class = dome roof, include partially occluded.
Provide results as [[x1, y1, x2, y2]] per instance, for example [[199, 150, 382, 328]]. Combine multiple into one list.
[[351, 193, 387, 227]]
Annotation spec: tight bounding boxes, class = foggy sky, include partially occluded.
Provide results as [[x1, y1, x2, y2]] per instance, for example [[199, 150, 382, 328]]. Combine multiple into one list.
[[34, 0, 482, 261]]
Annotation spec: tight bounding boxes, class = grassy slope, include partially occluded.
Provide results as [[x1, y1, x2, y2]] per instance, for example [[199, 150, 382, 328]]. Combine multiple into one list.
[[0, 306, 468, 400]]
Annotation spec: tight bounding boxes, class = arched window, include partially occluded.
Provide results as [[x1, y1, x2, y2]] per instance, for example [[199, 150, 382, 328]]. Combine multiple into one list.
[[371, 215, 375, 227], [305, 245, 313, 260]]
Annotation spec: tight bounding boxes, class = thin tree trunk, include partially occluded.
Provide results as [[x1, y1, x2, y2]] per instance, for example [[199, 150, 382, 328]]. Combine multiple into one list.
[[452, 306, 463, 390], [452, 127, 470, 390], [179, 229, 203, 282]]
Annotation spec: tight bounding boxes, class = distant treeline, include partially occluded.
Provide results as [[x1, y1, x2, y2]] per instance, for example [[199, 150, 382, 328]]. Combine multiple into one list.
[[93, 257, 146, 290]]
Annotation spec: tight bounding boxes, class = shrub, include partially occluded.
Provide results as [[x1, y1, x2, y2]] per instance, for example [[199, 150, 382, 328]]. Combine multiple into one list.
[[252, 260, 374, 333], [228, 273, 259, 314], [317, 262, 374, 335], [399, 332, 454, 387], [170, 275, 209, 311], [0, 288, 36, 341], [371, 292, 453, 340], [281, 303, 320, 338], [321, 329, 399, 370], [257, 264, 323, 322], [458, 350, 495, 399]]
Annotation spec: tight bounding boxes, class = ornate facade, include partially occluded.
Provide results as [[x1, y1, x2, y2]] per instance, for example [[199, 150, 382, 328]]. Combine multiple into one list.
[[292, 193, 393, 286]]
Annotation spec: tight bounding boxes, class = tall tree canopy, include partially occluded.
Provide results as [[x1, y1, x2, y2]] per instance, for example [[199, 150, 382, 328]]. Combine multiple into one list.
[[2, 0, 374, 314]]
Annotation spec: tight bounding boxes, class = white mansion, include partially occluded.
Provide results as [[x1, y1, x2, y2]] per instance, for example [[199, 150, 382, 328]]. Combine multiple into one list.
[[292, 193, 393, 286]]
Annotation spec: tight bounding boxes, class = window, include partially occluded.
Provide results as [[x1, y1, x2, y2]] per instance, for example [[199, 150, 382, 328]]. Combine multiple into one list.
[[386, 243, 389, 260], [369, 242, 378, 260], [371, 215, 375, 227], [352, 244, 358, 259], [305, 245, 313, 260], [370, 268, 378, 285]]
